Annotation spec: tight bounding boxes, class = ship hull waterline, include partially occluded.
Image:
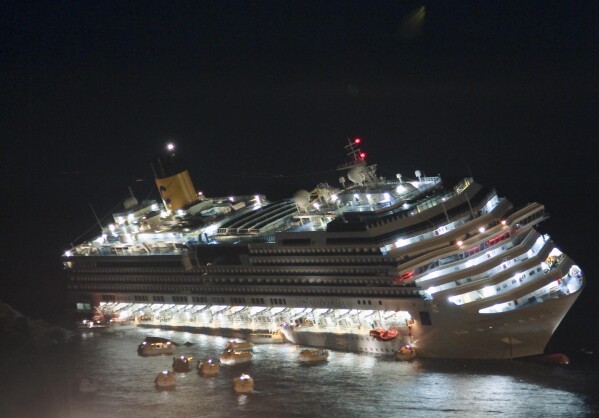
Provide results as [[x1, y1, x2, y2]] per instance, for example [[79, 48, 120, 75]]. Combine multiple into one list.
[[109, 289, 583, 360], [282, 291, 581, 359]]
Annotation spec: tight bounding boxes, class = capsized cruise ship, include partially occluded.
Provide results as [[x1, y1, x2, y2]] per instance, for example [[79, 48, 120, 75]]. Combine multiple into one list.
[[63, 140, 584, 359]]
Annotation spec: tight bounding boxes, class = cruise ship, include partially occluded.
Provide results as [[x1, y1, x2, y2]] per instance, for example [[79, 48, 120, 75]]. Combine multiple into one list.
[[63, 139, 584, 359]]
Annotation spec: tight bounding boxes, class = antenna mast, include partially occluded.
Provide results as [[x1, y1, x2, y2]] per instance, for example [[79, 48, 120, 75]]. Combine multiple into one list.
[[89, 203, 104, 232]]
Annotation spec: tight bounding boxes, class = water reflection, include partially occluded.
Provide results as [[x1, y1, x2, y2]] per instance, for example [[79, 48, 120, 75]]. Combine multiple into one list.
[[0, 328, 595, 418], [237, 394, 249, 406]]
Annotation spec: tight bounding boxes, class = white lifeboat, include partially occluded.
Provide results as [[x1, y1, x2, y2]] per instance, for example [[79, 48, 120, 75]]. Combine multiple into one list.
[[233, 373, 254, 393], [220, 349, 253, 365], [154, 370, 176, 389], [248, 331, 285, 344], [298, 349, 329, 363], [197, 358, 220, 376], [226, 340, 254, 351]]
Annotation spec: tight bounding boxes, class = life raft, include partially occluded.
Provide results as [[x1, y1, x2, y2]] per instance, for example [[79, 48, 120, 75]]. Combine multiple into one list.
[[369, 328, 399, 341]]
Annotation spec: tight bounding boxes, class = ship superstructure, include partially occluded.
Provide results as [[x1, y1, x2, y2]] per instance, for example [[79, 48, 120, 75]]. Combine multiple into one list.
[[63, 140, 584, 359]]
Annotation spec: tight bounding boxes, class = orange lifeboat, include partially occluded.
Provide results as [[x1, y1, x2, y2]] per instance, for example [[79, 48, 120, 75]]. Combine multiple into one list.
[[369, 328, 399, 341]]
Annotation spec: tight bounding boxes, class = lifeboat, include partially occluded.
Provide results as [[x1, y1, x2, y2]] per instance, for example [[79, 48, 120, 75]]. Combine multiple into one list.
[[527, 353, 570, 365], [395, 345, 416, 361], [233, 373, 254, 393], [226, 340, 254, 351], [220, 349, 253, 365], [79, 318, 112, 330], [172, 355, 193, 372], [197, 358, 220, 376], [298, 349, 329, 363], [369, 328, 398, 342], [248, 331, 285, 344], [137, 337, 175, 356], [154, 370, 176, 389]]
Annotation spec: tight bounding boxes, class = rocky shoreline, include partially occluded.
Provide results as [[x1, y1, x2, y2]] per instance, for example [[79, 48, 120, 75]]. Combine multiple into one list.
[[0, 301, 72, 350]]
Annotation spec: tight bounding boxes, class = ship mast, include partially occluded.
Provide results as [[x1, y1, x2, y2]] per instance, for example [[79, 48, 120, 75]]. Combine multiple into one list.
[[337, 137, 378, 187], [338, 137, 366, 170]]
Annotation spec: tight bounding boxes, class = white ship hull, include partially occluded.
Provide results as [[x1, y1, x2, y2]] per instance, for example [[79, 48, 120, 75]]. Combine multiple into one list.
[[281, 290, 581, 359]]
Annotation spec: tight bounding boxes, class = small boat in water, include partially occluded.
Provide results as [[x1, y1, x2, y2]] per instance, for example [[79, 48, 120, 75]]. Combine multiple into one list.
[[395, 345, 416, 361], [220, 349, 253, 365], [137, 337, 175, 356], [233, 373, 254, 393], [197, 358, 220, 376], [248, 331, 285, 344], [79, 319, 113, 330], [298, 349, 329, 363], [526, 353, 570, 365], [226, 340, 254, 351], [369, 328, 398, 342], [154, 370, 176, 389], [172, 355, 193, 372]]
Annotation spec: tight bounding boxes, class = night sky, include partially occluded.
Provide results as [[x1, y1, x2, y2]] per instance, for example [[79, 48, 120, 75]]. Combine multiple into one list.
[[2, 2, 597, 351]]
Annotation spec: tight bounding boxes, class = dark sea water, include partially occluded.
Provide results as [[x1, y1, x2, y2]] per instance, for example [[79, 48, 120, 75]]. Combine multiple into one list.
[[1, 327, 597, 418]]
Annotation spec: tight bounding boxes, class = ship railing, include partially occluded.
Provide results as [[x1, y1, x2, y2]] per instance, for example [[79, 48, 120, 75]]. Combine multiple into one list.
[[70, 248, 190, 257], [453, 177, 474, 194], [211, 235, 275, 244], [412, 229, 530, 280], [463, 257, 574, 311], [386, 176, 441, 186], [217, 227, 262, 235], [381, 190, 501, 243]]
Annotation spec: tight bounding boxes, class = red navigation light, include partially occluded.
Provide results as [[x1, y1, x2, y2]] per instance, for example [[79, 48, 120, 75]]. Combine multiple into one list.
[[359, 152, 366, 159], [354, 138, 361, 144]]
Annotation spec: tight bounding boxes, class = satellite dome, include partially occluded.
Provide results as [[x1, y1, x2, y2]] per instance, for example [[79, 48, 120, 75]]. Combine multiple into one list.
[[347, 166, 367, 185], [124, 195, 139, 209], [294, 190, 310, 207]]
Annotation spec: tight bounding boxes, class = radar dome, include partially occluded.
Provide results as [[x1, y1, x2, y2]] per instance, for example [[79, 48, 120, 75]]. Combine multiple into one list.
[[347, 166, 367, 185], [294, 190, 310, 207], [124, 187, 138, 209], [123, 195, 138, 209]]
